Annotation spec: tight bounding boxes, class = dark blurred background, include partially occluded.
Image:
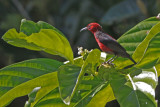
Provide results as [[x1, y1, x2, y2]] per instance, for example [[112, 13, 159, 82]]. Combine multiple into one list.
[[0, 0, 159, 106]]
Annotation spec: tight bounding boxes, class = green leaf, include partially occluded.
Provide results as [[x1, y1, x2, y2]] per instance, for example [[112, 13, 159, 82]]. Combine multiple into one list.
[[0, 72, 59, 106], [58, 49, 101, 105], [82, 49, 101, 75], [155, 62, 160, 76], [119, 17, 159, 55], [109, 67, 158, 107], [97, 64, 114, 81], [87, 84, 115, 107], [118, 18, 160, 76], [133, 22, 160, 65], [32, 76, 112, 107], [37, 21, 66, 37], [80, 64, 115, 107], [64, 56, 84, 67], [33, 87, 69, 107], [72, 77, 109, 107], [58, 64, 81, 105], [25, 87, 41, 107], [0, 58, 62, 106], [72, 56, 84, 67], [136, 58, 159, 69], [20, 19, 65, 37], [111, 17, 160, 68], [2, 28, 74, 63], [20, 19, 41, 36]]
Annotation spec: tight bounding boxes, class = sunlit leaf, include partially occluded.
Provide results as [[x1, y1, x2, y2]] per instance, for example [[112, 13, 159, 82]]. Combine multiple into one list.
[[1, 16, 160, 107], [133, 22, 160, 65], [34, 74, 111, 107], [111, 17, 160, 68], [58, 64, 81, 105], [136, 58, 159, 69], [72, 76, 108, 107], [0, 58, 62, 106], [2, 28, 74, 63], [58, 49, 101, 105], [25, 87, 41, 107], [20, 19, 65, 37], [33, 87, 69, 107], [64, 56, 84, 67], [155, 62, 160, 76], [87, 84, 115, 107], [109, 67, 158, 107], [82, 49, 101, 75]]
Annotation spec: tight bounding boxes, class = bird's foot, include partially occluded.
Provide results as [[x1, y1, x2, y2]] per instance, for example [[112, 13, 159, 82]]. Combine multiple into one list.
[[102, 60, 111, 64], [108, 62, 115, 66], [102, 61, 115, 67], [102, 61, 107, 65]]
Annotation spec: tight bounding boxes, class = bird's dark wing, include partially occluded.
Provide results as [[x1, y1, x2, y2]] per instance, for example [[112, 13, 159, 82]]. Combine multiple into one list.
[[98, 33, 129, 58]]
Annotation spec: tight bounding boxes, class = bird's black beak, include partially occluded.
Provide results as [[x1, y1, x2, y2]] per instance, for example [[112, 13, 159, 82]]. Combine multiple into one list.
[[80, 27, 88, 32]]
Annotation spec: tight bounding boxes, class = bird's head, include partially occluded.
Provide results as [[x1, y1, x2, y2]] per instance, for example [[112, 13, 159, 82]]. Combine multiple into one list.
[[80, 23, 102, 33]]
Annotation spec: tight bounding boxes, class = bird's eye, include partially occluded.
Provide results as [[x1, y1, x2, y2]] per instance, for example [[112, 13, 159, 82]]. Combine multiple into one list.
[[88, 26, 92, 30], [88, 25, 91, 28], [88, 25, 91, 29]]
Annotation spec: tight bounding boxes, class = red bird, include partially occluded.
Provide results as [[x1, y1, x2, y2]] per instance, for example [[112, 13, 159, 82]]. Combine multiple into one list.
[[80, 23, 136, 64]]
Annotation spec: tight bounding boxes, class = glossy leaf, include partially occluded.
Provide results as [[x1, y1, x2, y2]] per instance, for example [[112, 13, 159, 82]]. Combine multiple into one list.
[[2, 19, 74, 63], [72, 76, 109, 107], [87, 84, 115, 107], [118, 17, 159, 55], [58, 65, 81, 105], [64, 56, 84, 67], [73, 64, 115, 107], [58, 49, 101, 105], [33, 87, 69, 107], [34, 76, 113, 107], [136, 58, 159, 69], [65, 51, 106, 68], [111, 17, 160, 68], [131, 21, 160, 77], [20, 19, 40, 36], [2, 29, 73, 63], [0, 72, 59, 106], [109, 67, 158, 107], [82, 49, 101, 75], [20, 19, 66, 37], [155, 62, 160, 76], [1, 16, 160, 107], [133, 22, 160, 65], [0, 58, 62, 106], [25, 87, 41, 107]]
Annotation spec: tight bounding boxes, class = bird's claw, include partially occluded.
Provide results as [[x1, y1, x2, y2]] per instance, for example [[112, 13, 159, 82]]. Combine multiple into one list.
[[102, 61, 115, 67], [109, 62, 115, 67]]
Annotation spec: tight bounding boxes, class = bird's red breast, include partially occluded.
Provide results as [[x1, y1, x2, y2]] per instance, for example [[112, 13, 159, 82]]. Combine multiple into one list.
[[94, 35, 114, 54]]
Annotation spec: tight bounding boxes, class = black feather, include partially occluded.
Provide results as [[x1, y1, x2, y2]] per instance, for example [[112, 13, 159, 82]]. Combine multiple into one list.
[[95, 31, 136, 64]]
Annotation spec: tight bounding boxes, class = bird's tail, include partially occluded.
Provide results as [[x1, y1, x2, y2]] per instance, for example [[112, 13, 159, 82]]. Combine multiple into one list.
[[123, 57, 137, 69], [129, 57, 137, 65]]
